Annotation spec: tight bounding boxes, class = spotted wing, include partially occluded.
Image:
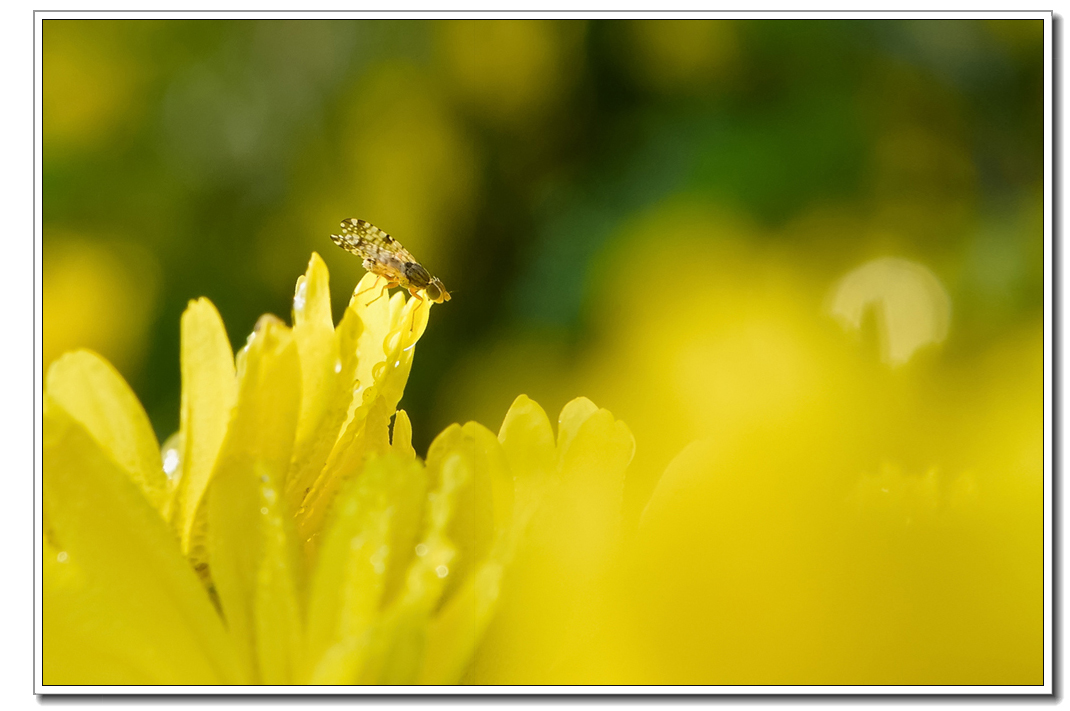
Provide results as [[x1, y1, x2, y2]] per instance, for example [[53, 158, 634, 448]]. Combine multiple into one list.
[[331, 218, 416, 264]]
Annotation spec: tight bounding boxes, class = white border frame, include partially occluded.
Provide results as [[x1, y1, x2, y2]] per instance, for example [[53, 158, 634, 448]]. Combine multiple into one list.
[[33, 10, 1054, 696]]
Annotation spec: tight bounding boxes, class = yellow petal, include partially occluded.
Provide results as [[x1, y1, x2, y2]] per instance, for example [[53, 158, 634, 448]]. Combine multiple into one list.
[[174, 298, 236, 551], [465, 403, 635, 684], [45, 350, 168, 517], [206, 315, 302, 681], [556, 408, 635, 557], [43, 402, 243, 685], [556, 396, 600, 467], [43, 538, 157, 684], [377, 293, 432, 406], [464, 422, 514, 536], [305, 453, 427, 684], [298, 284, 398, 529], [545, 404, 634, 583], [425, 423, 462, 489], [253, 479, 304, 684], [289, 253, 342, 494], [425, 424, 497, 604], [346, 273, 399, 428], [391, 409, 416, 460], [298, 394, 393, 549], [285, 289, 364, 510], [498, 394, 555, 513], [419, 405, 556, 684], [357, 452, 464, 684], [293, 252, 334, 330], [419, 559, 504, 685], [298, 294, 431, 544]]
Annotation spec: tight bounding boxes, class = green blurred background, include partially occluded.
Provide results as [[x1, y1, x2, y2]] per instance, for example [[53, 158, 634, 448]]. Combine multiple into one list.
[[43, 19, 1042, 455], [43, 18, 1045, 685]]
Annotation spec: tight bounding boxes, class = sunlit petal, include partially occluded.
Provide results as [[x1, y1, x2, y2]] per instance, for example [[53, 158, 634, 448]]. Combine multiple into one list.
[[45, 350, 168, 517], [44, 402, 243, 685]]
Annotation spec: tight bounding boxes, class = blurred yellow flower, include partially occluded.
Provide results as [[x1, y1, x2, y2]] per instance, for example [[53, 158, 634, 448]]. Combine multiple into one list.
[[43, 253, 635, 685], [437, 199, 1042, 685], [43, 234, 159, 378], [43, 20, 153, 154], [619, 20, 740, 93], [828, 256, 951, 366], [437, 20, 583, 129]]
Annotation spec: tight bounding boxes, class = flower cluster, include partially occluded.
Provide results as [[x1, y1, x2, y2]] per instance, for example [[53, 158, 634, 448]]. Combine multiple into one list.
[[42, 253, 634, 685]]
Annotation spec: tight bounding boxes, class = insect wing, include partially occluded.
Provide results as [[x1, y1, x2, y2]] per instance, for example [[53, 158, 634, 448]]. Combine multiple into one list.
[[340, 218, 393, 247], [336, 219, 412, 262]]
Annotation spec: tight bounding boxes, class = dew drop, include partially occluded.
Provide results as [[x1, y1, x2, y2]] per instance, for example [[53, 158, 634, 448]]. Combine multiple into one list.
[[56, 552, 68, 563], [435, 565, 449, 578], [163, 449, 180, 477], [260, 507, 269, 515], [294, 279, 307, 312], [334, 360, 342, 374], [415, 543, 429, 557], [260, 475, 269, 483]]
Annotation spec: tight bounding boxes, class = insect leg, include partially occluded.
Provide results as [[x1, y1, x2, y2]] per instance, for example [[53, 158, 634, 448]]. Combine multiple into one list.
[[355, 275, 384, 298], [364, 281, 396, 307], [407, 289, 426, 333]]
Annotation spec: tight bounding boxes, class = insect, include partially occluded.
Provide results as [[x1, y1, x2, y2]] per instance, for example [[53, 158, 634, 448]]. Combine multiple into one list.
[[329, 218, 451, 304]]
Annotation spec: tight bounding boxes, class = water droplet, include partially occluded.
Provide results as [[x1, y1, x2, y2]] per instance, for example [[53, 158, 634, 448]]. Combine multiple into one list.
[[260, 507, 269, 515], [294, 279, 308, 312], [394, 360, 401, 368], [56, 552, 68, 563], [435, 565, 449, 579], [163, 449, 180, 477], [260, 475, 269, 483], [372, 362, 386, 379], [415, 543, 429, 557], [334, 360, 342, 374]]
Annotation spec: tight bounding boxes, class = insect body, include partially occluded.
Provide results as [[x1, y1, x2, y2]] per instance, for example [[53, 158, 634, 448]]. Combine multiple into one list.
[[330, 218, 451, 303]]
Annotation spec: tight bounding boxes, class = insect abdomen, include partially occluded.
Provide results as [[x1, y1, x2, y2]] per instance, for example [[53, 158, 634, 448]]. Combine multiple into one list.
[[403, 262, 431, 288]]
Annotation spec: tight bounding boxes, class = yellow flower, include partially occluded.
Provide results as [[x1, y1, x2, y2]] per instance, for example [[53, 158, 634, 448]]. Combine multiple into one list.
[[43, 253, 635, 686]]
